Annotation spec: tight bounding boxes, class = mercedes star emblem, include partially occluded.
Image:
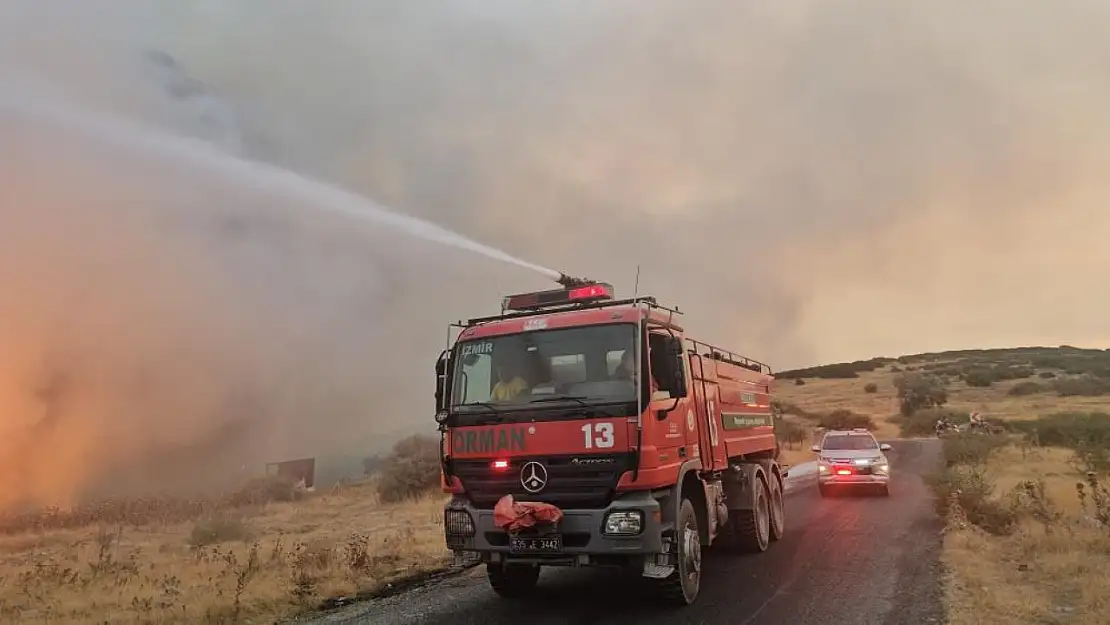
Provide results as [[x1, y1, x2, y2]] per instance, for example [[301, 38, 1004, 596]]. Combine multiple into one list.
[[520, 461, 549, 493]]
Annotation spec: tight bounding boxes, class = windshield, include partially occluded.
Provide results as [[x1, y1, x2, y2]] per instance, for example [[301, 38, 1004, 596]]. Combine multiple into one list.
[[821, 434, 878, 451], [451, 323, 638, 410]]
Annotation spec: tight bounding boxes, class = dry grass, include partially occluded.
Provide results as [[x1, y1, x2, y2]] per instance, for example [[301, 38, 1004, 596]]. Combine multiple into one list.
[[776, 370, 903, 439], [779, 445, 814, 468], [0, 481, 448, 624], [943, 444, 1110, 624]]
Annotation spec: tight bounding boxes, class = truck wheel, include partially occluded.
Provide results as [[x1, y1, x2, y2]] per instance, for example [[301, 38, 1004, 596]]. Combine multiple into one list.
[[818, 484, 830, 498], [734, 476, 771, 553], [769, 473, 786, 542], [486, 563, 539, 598], [657, 498, 701, 606]]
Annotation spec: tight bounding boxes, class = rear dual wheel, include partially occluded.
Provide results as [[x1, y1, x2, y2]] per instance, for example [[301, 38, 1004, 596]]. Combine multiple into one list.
[[768, 473, 785, 541]]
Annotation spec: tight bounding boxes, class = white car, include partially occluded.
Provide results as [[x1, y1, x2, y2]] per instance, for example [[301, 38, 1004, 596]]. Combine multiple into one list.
[[812, 429, 892, 497]]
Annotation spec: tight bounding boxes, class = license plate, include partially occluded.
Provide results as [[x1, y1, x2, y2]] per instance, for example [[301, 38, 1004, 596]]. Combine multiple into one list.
[[509, 535, 563, 554]]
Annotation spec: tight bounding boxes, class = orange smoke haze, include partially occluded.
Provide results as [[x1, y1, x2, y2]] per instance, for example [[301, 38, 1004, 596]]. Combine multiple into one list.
[[2, 0, 1110, 508]]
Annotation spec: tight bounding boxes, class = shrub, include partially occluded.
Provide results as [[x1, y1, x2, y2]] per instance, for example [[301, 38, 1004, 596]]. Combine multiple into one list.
[[224, 475, 303, 508], [775, 358, 890, 380], [1003, 365, 1035, 380], [963, 370, 994, 387], [942, 432, 1009, 466], [1007, 381, 1046, 397], [1052, 375, 1110, 397], [817, 409, 874, 431], [794, 378, 805, 385], [926, 432, 1019, 535], [894, 373, 948, 416], [189, 516, 252, 547], [928, 465, 1016, 536], [376, 434, 441, 503], [863, 383, 878, 394], [1008, 412, 1110, 451], [774, 419, 808, 448], [1038, 371, 1057, 379]]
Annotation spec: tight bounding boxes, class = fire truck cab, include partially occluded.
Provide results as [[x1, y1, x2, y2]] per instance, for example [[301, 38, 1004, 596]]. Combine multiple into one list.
[[435, 282, 783, 606]]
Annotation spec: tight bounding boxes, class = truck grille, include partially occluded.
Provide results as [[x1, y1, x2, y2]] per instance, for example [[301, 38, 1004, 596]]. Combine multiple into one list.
[[451, 454, 629, 509]]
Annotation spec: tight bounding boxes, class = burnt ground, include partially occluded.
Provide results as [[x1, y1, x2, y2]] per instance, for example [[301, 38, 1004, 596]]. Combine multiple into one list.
[[306, 439, 944, 625]]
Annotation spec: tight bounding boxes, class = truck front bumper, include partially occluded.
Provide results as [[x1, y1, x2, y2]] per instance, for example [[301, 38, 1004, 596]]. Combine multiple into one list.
[[443, 491, 668, 566]]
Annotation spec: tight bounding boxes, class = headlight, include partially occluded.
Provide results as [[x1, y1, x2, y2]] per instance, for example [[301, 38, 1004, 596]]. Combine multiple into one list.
[[603, 511, 643, 535], [818, 464, 829, 473], [444, 509, 475, 537], [877, 464, 889, 473]]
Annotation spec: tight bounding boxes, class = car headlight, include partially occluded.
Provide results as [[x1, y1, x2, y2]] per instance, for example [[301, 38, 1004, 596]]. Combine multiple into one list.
[[603, 511, 643, 535]]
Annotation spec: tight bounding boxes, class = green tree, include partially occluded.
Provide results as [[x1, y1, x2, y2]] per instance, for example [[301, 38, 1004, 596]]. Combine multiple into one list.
[[894, 373, 948, 416]]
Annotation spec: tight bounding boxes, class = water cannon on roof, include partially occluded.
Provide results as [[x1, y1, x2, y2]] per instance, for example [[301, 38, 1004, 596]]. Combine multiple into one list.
[[555, 273, 597, 289]]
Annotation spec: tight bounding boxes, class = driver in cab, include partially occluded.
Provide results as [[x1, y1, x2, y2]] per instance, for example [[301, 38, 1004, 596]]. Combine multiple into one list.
[[491, 361, 529, 402], [615, 350, 660, 393]]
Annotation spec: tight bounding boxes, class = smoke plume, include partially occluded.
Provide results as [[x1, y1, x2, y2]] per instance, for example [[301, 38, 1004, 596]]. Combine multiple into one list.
[[2, 0, 1109, 507]]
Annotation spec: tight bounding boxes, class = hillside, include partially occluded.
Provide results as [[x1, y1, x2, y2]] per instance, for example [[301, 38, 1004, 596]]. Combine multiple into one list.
[[773, 345, 1110, 442], [1, 345, 1108, 623]]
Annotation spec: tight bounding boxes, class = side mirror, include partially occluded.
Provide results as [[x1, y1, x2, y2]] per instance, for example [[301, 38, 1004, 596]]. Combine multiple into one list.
[[810, 444, 821, 453], [879, 443, 892, 451], [434, 350, 451, 414]]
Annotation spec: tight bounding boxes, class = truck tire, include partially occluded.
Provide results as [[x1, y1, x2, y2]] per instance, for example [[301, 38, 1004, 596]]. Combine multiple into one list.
[[769, 472, 786, 542], [733, 476, 771, 553], [657, 498, 701, 606], [486, 563, 539, 598]]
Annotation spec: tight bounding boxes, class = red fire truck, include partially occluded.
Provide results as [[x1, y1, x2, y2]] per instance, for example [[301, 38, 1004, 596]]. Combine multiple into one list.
[[435, 280, 784, 606]]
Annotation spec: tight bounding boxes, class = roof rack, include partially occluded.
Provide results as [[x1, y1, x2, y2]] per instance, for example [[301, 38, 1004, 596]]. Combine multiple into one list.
[[686, 338, 772, 375], [462, 295, 671, 326]]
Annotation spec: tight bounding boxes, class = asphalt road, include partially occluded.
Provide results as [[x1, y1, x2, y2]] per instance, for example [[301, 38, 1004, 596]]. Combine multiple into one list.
[[311, 439, 944, 625]]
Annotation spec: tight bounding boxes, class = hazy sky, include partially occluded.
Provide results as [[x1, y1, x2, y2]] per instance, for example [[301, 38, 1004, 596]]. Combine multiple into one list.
[[2, 0, 1108, 506]]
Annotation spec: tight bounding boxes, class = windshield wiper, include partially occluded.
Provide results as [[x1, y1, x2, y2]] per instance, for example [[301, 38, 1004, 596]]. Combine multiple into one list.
[[456, 401, 499, 411], [529, 394, 591, 407], [529, 395, 622, 416]]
